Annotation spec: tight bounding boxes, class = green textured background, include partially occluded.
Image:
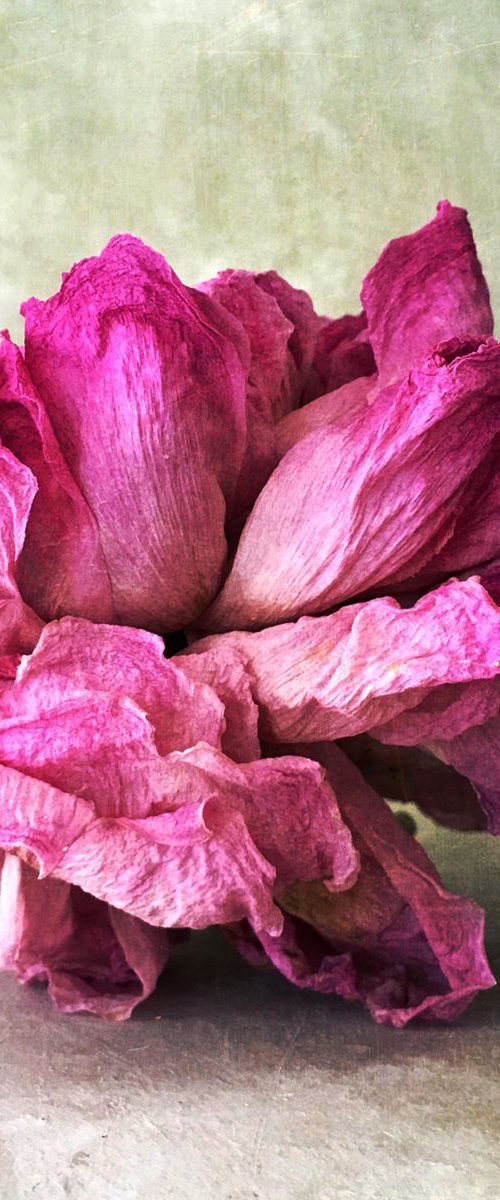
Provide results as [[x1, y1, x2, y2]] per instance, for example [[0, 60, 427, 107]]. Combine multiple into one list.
[[1, 0, 499, 340]]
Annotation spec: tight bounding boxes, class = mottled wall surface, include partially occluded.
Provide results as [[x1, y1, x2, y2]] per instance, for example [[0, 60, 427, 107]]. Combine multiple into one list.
[[1, 0, 499, 341]]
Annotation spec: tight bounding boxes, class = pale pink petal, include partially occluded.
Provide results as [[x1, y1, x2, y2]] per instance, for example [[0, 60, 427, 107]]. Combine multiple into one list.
[[15, 616, 225, 756], [361, 200, 493, 386], [275, 374, 373, 458], [235, 744, 494, 1027], [0, 335, 113, 623], [203, 338, 500, 630], [0, 446, 43, 654], [176, 639, 260, 762], [0, 855, 168, 1019], [22, 236, 247, 632], [184, 578, 500, 744]]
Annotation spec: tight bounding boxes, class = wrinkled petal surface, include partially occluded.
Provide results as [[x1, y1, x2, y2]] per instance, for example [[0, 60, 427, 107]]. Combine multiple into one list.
[[203, 338, 500, 630], [184, 578, 500, 744], [302, 311, 376, 404], [0, 445, 43, 654], [232, 744, 494, 1027], [0, 853, 168, 1019], [0, 335, 113, 623], [361, 200, 493, 386], [22, 236, 248, 631]]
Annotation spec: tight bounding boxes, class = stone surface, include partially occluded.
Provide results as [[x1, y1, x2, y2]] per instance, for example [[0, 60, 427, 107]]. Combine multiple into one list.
[[0, 815, 499, 1200]]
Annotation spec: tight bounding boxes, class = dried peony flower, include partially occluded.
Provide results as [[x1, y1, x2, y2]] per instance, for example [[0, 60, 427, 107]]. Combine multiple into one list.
[[0, 200, 497, 1022]]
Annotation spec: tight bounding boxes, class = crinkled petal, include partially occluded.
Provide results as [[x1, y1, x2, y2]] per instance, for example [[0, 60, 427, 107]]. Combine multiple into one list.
[[176, 639, 260, 762], [22, 235, 247, 632], [302, 311, 376, 404], [202, 337, 500, 630], [199, 270, 301, 527], [234, 743, 494, 1027], [0, 335, 113, 623], [427, 718, 500, 835], [0, 742, 356, 939], [361, 200, 493, 386], [0, 629, 357, 941], [0, 445, 43, 654], [13, 616, 225, 756], [184, 578, 500, 744], [0, 854, 168, 1019], [253, 270, 319, 391], [338, 735, 486, 832]]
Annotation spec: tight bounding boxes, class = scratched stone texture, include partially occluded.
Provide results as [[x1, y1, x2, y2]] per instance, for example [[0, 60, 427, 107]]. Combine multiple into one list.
[[1, 2, 500, 1198]]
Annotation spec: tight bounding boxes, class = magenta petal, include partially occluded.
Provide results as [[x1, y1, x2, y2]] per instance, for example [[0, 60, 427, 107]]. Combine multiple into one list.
[[427, 718, 500, 835], [199, 270, 295, 527], [176, 639, 260, 762], [338, 736, 486, 832], [0, 855, 168, 1019], [185, 578, 500, 744], [302, 311, 376, 403], [0, 335, 113, 623], [253, 270, 319, 390], [0, 445, 43, 654], [203, 337, 500, 630], [361, 200, 493, 386], [240, 744, 494, 1027], [22, 236, 247, 632]]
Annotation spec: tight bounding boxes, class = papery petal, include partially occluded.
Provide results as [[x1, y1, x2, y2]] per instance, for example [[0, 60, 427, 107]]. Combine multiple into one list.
[[184, 578, 500, 744], [253, 271, 319, 390], [22, 236, 247, 632], [338, 735, 486, 832], [203, 338, 500, 630], [361, 200, 493, 386], [236, 744, 494, 1027], [0, 854, 168, 1019], [427, 718, 500, 835], [0, 335, 113, 623], [0, 446, 43, 653], [275, 374, 373, 458], [0, 631, 357, 940], [14, 616, 225, 756], [199, 270, 297, 526], [176, 639, 260, 762], [301, 311, 376, 404]]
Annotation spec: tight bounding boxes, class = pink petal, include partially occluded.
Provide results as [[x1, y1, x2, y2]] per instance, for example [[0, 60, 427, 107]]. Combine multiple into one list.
[[253, 270, 319, 391], [176, 639, 260, 762], [0, 855, 168, 1019], [0, 746, 356, 939], [22, 236, 247, 632], [0, 335, 113, 623], [14, 616, 225, 756], [0, 445, 43, 654], [198, 270, 295, 526], [0, 630, 357, 946], [427, 718, 500, 835], [338, 735, 486, 832], [203, 337, 500, 630], [302, 311, 375, 404], [275, 374, 373, 458], [184, 578, 500, 744], [361, 200, 493, 386], [235, 743, 494, 1027]]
